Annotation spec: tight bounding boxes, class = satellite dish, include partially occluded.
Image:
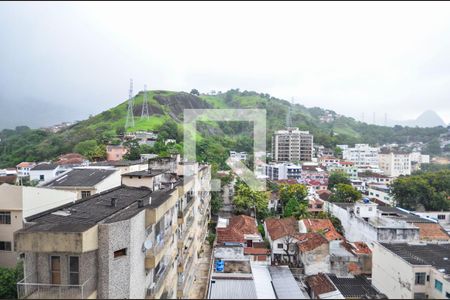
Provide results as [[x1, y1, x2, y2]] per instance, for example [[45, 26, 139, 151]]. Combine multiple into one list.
[[142, 240, 153, 252]]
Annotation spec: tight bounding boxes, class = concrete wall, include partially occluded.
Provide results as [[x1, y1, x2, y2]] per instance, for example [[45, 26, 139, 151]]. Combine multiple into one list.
[[94, 170, 121, 194], [300, 243, 330, 275], [372, 243, 415, 299], [0, 184, 77, 267]]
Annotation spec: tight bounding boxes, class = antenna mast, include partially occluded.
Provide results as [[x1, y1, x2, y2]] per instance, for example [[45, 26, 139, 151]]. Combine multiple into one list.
[[125, 79, 135, 129], [141, 84, 150, 119]]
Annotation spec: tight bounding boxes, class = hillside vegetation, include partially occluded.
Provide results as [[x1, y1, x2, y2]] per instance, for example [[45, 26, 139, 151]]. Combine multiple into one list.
[[0, 89, 447, 169]]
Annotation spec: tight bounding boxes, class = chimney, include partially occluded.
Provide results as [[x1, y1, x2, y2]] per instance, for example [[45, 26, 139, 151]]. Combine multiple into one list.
[[111, 197, 117, 207], [138, 199, 144, 208]]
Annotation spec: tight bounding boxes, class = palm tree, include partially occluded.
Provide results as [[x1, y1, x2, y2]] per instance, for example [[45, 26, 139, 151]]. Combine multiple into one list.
[[293, 202, 310, 219]]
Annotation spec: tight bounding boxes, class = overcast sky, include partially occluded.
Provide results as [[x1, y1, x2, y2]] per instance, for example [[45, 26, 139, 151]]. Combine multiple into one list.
[[1, 1, 450, 129]]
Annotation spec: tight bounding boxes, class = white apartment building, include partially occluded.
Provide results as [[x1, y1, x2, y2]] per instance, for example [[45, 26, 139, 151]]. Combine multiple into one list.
[[410, 152, 431, 164], [368, 184, 395, 206], [263, 163, 302, 181], [29, 163, 64, 183], [272, 127, 313, 162], [229, 151, 248, 161], [0, 184, 77, 267], [341, 144, 379, 167], [378, 151, 411, 177], [373, 242, 450, 299]]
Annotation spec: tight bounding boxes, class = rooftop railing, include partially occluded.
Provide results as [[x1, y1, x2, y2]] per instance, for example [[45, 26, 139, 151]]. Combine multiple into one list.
[[17, 274, 95, 299]]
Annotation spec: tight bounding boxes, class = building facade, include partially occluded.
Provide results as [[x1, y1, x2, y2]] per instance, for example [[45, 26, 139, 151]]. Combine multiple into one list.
[[378, 152, 412, 177], [341, 144, 379, 167], [14, 161, 211, 299], [272, 128, 313, 162]]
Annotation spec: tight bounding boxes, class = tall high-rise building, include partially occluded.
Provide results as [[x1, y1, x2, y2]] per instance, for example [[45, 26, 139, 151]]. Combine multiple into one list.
[[272, 127, 313, 162]]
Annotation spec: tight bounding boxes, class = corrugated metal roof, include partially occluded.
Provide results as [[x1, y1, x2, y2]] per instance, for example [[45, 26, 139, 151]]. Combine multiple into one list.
[[269, 266, 308, 299], [208, 279, 257, 299]]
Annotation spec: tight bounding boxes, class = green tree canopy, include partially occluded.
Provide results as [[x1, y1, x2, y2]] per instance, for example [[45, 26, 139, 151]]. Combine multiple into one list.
[[329, 183, 361, 203], [328, 171, 351, 190], [279, 183, 308, 204], [73, 140, 105, 161], [233, 182, 269, 219], [390, 170, 450, 210]]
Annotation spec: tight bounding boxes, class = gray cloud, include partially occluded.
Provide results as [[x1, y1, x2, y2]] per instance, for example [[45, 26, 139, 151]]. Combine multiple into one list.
[[1, 2, 450, 129]]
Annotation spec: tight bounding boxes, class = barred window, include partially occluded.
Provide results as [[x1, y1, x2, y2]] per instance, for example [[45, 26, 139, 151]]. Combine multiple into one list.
[[0, 212, 11, 224]]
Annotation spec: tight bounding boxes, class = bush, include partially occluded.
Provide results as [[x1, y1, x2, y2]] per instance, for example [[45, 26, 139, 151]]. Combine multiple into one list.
[[207, 233, 216, 246], [0, 261, 23, 299]]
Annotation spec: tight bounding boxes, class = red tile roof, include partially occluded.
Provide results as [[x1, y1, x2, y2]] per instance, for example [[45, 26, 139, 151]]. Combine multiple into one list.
[[265, 217, 298, 240], [297, 232, 329, 252], [341, 241, 372, 255], [216, 215, 259, 244], [0, 176, 17, 185], [412, 223, 450, 241], [16, 162, 34, 168], [303, 219, 343, 241], [244, 247, 270, 255], [306, 273, 336, 296], [55, 153, 86, 165], [316, 190, 332, 201]]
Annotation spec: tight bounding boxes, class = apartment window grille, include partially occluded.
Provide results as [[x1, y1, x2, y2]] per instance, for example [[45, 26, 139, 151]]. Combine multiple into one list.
[[0, 241, 12, 251], [0, 212, 11, 224], [438, 214, 446, 220], [81, 191, 91, 199], [277, 243, 283, 249]]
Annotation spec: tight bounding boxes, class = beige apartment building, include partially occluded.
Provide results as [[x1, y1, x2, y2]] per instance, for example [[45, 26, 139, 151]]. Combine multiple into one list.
[[378, 151, 412, 177], [272, 127, 313, 162], [372, 242, 450, 299], [14, 157, 211, 299], [0, 184, 77, 267]]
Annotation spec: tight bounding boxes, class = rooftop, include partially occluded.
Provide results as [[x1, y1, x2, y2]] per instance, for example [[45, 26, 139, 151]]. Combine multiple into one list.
[[208, 279, 257, 299], [306, 273, 337, 296], [90, 160, 146, 167], [122, 169, 167, 178], [43, 168, 116, 187], [411, 222, 450, 241], [302, 218, 343, 241], [31, 163, 59, 171], [22, 181, 181, 233], [265, 217, 298, 240], [269, 266, 309, 299], [217, 215, 259, 244], [327, 274, 384, 298], [297, 232, 329, 252], [380, 242, 450, 275]]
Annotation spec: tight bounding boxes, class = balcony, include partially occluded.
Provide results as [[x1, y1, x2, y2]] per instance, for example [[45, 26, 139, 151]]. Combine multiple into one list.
[[17, 274, 95, 299], [145, 226, 175, 269], [146, 262, 171, 299]]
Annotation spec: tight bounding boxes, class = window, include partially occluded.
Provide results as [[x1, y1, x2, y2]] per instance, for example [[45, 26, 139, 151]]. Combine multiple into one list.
[[39, 175, 45, 181], [415, 272, 426, 285], [50, 256, 61, 284], [69, 256, 79, 285], [277, 243, 284, 249], [0, 241, 12, 251], [114, 248, 127, 258], [414, 293, 426, 299], [81, 191, 91, 199], [446, 292, 450, 299], [438, 214, 446, 220], [435, 280, 443, 292], [0, 212, 11, 224]]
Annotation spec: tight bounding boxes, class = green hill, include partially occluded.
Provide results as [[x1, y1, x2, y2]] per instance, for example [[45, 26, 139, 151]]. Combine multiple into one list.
[[0, 89, 447, 168]]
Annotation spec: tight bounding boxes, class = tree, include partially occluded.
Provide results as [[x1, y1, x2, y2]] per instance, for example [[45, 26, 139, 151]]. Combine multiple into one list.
[[334, 146, 343, 158], [329, 183, 361, 203], [73, 140, 102, 160], [190, 89, 200, 96], [279, 183, 308, 204], [233, 182, 269, 219], [328, 171, 350, 190], [210, 191, 223, 215], [390, 170, 450, 211], [123, 139, 141, 160], [0, 261, 23, 299], [424, 138, 442, 155]]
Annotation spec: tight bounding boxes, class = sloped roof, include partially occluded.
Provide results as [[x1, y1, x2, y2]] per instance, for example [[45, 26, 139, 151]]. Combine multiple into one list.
[[297, 232, 328, 252], [43, 168, 116, 187], [317, 189, 332, 201], [55, 153, 86, 165], [16, 162, 35, 168], [244, 247, 270, 255], [303, 218, 343, 241], [341, 241, 372, 255], [31, 163, 58, 171], [265, 217, 298, 240], [0, 176, 17, 185], [305, 273, 337, 296], [412, 222, 450, 241], [216, 215, 259, 244]]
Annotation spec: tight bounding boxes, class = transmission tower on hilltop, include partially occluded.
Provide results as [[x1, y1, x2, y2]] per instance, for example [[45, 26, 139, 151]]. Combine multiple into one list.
[[141, 84, 150, 119], [125, 79, 135, 129]]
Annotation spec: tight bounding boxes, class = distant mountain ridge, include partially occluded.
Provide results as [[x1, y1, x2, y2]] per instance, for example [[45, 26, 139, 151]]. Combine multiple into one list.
[[388, 110, 446, 128]]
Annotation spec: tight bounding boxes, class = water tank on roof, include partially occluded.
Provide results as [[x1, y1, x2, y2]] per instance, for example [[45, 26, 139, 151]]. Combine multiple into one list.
[[215, 260, 224, 272], [363, 197, 370, 204]]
